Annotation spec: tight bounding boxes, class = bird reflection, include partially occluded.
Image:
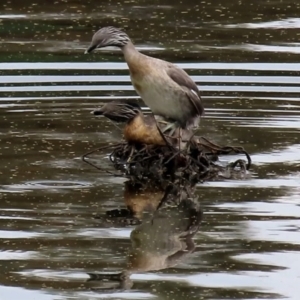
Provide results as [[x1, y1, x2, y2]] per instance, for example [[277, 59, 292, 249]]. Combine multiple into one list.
[[87, 180, 202, 291]]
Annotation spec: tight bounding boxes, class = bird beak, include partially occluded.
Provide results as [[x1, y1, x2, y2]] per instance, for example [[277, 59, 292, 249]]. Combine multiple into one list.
[[92, 109, 104, 115], [84, 44, 97, 54]]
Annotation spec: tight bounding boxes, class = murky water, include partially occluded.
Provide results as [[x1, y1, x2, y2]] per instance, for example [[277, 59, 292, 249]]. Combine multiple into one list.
[[1, 0, 300, 299]]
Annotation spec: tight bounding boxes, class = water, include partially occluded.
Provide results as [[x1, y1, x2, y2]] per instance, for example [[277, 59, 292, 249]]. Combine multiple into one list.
[[1, 0, 300, 299]]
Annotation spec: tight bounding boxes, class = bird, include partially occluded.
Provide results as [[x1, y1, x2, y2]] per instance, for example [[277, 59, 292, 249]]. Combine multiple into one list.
[[92, 101, 193, 147], [85, 26, 204, 133]]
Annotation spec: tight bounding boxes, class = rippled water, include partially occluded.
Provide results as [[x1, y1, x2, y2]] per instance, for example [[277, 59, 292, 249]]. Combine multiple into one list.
[[1, 0, 300, 299]]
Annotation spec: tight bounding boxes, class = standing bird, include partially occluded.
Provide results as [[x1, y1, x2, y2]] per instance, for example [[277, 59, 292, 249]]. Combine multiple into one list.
[[85, 26, 204, 133]]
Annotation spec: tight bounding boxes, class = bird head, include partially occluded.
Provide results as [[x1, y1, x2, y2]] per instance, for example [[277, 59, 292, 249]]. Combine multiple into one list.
[[92, 101, 141, 123], [85, 26, 131, 54]]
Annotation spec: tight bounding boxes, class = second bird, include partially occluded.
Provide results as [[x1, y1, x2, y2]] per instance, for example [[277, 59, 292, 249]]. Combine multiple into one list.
[[85, 26, 204, 132]]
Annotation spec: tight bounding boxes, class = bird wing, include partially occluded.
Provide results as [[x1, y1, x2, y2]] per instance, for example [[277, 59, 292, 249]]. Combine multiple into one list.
[[166, 65, 204, 116]]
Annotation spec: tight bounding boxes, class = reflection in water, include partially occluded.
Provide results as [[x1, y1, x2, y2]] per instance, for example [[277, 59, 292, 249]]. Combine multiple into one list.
[[89, 181, 202, 291]]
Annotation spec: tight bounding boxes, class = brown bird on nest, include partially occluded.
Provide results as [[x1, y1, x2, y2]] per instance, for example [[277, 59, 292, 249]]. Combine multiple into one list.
[[92, 101, 194, 148], [85, 26, 204, 135]]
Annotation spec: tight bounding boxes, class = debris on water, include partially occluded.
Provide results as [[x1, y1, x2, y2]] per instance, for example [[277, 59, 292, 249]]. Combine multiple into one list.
[[82, 135, 251, 185]]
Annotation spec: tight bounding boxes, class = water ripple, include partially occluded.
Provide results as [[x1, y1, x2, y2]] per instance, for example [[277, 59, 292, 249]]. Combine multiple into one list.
[[222, 17, 300, 29], [0, 62, 299, 71], [1, 181, 92, 192]]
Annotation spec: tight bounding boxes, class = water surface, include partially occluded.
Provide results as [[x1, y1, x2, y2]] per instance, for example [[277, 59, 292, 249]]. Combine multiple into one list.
[[0, 0, 300, 299]]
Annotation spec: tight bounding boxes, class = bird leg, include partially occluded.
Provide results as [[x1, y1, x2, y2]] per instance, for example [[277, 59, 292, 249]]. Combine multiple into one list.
[[154, 115, 180, 137], [179, 127, 182, 151], [161, 121, 180, 137]]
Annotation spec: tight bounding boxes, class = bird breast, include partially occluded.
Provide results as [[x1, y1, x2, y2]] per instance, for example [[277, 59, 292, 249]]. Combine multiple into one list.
[[123, 114, 166, 146], [131, 72, 185, 120]]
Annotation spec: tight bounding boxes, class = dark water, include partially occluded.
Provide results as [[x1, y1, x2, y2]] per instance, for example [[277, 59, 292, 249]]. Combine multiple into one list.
[[1, 0, 300, 299]]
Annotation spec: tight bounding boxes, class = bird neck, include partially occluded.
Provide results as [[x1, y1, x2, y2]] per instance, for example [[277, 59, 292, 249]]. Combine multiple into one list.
[[121, 41, 143, 64]]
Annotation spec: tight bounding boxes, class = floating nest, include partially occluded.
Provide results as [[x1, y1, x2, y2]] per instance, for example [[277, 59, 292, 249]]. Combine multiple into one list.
[[83, 136, 251, 185], [83, 100, 252, 185]]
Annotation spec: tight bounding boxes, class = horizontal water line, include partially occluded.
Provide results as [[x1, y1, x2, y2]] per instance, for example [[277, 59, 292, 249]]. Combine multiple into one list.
[[1, 95, 300, 102], [5, 107, 300, 115], [0, 85, 299, 93], [1, 75, 300, 84], [0, 62, 300, 71]]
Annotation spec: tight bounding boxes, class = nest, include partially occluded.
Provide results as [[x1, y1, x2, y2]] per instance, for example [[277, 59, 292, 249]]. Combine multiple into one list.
[[83, 136, 251, 186]]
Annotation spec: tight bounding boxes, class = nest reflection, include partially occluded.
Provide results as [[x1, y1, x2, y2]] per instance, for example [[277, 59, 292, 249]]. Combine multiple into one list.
[[87, 180, 202, 291]]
